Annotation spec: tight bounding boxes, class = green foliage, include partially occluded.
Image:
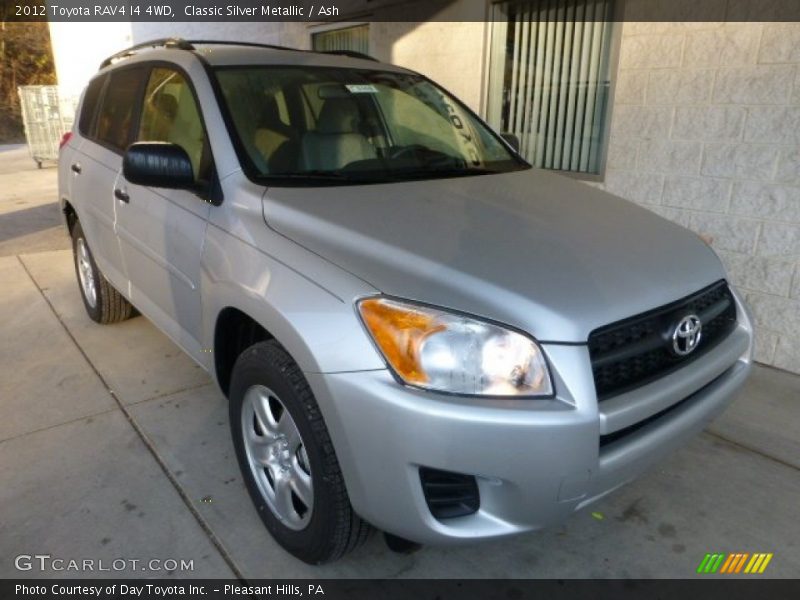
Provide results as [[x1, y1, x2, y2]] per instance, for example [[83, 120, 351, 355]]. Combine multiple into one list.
[[0, 20, 56, 143]]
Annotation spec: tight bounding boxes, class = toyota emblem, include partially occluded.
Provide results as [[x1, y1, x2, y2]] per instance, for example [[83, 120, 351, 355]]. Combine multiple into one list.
[[672, 314, 702, 356]]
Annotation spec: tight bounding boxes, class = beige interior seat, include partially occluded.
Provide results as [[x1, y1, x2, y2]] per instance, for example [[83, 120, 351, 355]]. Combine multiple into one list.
[[253, 97, 290, 162], [300, 98, 377, 171]]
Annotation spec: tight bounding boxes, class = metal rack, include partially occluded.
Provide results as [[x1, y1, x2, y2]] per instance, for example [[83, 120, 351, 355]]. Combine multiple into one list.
[[17, 85, 78, 168]]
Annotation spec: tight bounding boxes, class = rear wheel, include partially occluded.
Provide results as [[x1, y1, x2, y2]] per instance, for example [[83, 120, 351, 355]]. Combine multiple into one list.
[[71, 221, 133, 324], [229, 340, 372, 564]]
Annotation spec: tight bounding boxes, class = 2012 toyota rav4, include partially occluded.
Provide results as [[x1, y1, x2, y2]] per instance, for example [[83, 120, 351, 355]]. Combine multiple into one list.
[[58, 38, 754, 564]]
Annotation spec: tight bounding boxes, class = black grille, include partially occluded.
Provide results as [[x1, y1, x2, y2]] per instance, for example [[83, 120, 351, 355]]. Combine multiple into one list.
[[419, 467, 479, 520], [588, 280, 737, 400]]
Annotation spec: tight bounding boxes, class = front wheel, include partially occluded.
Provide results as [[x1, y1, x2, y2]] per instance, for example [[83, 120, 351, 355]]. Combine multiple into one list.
[[229, 341, 372, 564]]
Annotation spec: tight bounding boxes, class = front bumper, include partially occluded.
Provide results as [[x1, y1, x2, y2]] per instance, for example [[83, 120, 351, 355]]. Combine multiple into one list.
[[306, 290, 754, 545]]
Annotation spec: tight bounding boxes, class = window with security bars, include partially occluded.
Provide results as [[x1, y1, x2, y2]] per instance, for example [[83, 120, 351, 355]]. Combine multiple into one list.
[[487, 0, 616, 175], [312, 24, 369, 56]]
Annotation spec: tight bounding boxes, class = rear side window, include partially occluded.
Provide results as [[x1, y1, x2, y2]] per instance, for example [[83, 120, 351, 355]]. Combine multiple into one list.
[[95, 67, 146, 152], [78, 75, 106, 136]]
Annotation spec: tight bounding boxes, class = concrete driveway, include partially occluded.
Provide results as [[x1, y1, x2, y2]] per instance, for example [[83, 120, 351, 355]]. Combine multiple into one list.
[[1, 146, 799, 579]]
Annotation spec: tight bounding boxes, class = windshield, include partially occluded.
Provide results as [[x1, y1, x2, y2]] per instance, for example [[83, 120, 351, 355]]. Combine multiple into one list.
[[214, 66, 527, 185]]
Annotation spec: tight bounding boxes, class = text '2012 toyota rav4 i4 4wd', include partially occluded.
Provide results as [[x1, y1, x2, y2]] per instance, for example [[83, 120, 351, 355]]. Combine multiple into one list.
[[58, 38, 754, 564]]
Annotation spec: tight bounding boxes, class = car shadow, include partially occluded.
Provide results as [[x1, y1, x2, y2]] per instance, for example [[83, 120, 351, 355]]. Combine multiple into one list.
[[0, 202, 63, 244]]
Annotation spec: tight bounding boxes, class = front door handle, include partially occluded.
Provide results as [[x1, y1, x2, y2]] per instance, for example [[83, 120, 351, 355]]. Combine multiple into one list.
[[114, 188, 129, 203], [70, 163, 81, 174]]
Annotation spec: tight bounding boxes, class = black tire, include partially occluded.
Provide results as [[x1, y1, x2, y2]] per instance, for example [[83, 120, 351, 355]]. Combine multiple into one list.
[[229, 340, 372, 564], [71, 221, 133, 324]]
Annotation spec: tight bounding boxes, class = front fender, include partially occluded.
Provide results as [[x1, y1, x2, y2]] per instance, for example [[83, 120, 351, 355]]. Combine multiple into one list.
[[200, 222, 384, 378]]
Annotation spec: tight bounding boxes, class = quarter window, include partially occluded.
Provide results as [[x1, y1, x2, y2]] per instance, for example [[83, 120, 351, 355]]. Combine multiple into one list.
[[137, 67, 210, 182], [95, 67, 146, 152]]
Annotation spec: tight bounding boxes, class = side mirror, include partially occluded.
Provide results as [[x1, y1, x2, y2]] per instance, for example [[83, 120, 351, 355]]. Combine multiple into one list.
[[500, 132, 520, 153], [123, 142, 195, 190]]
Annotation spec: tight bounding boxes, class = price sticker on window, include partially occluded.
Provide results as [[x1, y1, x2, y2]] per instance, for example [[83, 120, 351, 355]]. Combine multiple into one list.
[[345, 84, 379, 94]]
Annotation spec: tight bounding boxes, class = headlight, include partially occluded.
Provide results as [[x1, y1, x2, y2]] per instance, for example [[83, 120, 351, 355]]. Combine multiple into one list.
[[357, 297, 553, 397]]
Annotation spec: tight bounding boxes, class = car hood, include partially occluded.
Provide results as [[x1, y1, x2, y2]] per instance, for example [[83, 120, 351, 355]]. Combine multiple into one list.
[[262, 168, 726, 342]]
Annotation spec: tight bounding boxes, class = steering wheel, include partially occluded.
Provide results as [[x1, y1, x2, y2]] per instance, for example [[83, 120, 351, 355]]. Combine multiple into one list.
[[387, 145, 427, 160]]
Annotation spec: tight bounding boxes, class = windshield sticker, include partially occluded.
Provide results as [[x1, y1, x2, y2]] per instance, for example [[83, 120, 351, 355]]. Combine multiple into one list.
[[345, 84, 378, 94]]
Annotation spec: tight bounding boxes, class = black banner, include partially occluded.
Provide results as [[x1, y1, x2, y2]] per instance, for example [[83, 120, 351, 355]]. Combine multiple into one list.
[[3, 0, 800, 22], [3, 579, 800, 600]]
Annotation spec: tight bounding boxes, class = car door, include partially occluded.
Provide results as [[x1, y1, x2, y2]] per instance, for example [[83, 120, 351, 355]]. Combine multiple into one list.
[[114, 64, 212, 360], [72, 67, 147, 292]]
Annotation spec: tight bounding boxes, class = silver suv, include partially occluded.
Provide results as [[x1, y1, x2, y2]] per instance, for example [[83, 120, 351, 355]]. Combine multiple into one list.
[[58, 39, 754, 564]]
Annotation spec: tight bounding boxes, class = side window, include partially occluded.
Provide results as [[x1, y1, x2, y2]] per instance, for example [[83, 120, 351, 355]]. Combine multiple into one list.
[[217, 68, 297, 171], [78, 74, 106, 137], [137, 67, 209, 182], [95, 67, 145, 152]]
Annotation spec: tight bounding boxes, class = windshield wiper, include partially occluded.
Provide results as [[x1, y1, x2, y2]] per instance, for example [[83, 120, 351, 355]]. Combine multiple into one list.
[[258, 167, 502, 186], [385, 167, 501, 181], [261, 170, 353, 182]]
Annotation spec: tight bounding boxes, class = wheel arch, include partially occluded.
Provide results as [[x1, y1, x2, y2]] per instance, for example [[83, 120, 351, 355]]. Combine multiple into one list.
[[213, 306, 275, 397], [209, 298, 335, 399], [62, 199, 78, 234]]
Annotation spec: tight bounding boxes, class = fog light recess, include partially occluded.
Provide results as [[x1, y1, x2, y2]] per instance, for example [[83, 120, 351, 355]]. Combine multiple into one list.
[[419, 467, 480, 519]]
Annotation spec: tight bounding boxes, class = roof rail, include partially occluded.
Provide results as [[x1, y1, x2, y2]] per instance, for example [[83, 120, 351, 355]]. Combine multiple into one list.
[[319, 50, 379, 62], [99, 38, 194, 69], [186, 40, 378, 61], [98, 37, 381, 71], [183, 39, 299, 53]]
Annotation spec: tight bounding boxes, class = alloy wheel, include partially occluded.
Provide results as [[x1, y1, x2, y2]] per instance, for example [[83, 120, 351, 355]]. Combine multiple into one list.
[[241, 384, 313, 530]]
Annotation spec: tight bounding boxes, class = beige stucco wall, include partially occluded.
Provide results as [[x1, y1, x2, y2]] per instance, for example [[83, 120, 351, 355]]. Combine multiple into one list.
[[595, 22, 800, 373]]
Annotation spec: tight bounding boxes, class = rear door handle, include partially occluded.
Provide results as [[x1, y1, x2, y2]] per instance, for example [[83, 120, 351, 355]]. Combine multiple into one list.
[[70, 163, 81, 174], [114, 188, 129, 203]]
